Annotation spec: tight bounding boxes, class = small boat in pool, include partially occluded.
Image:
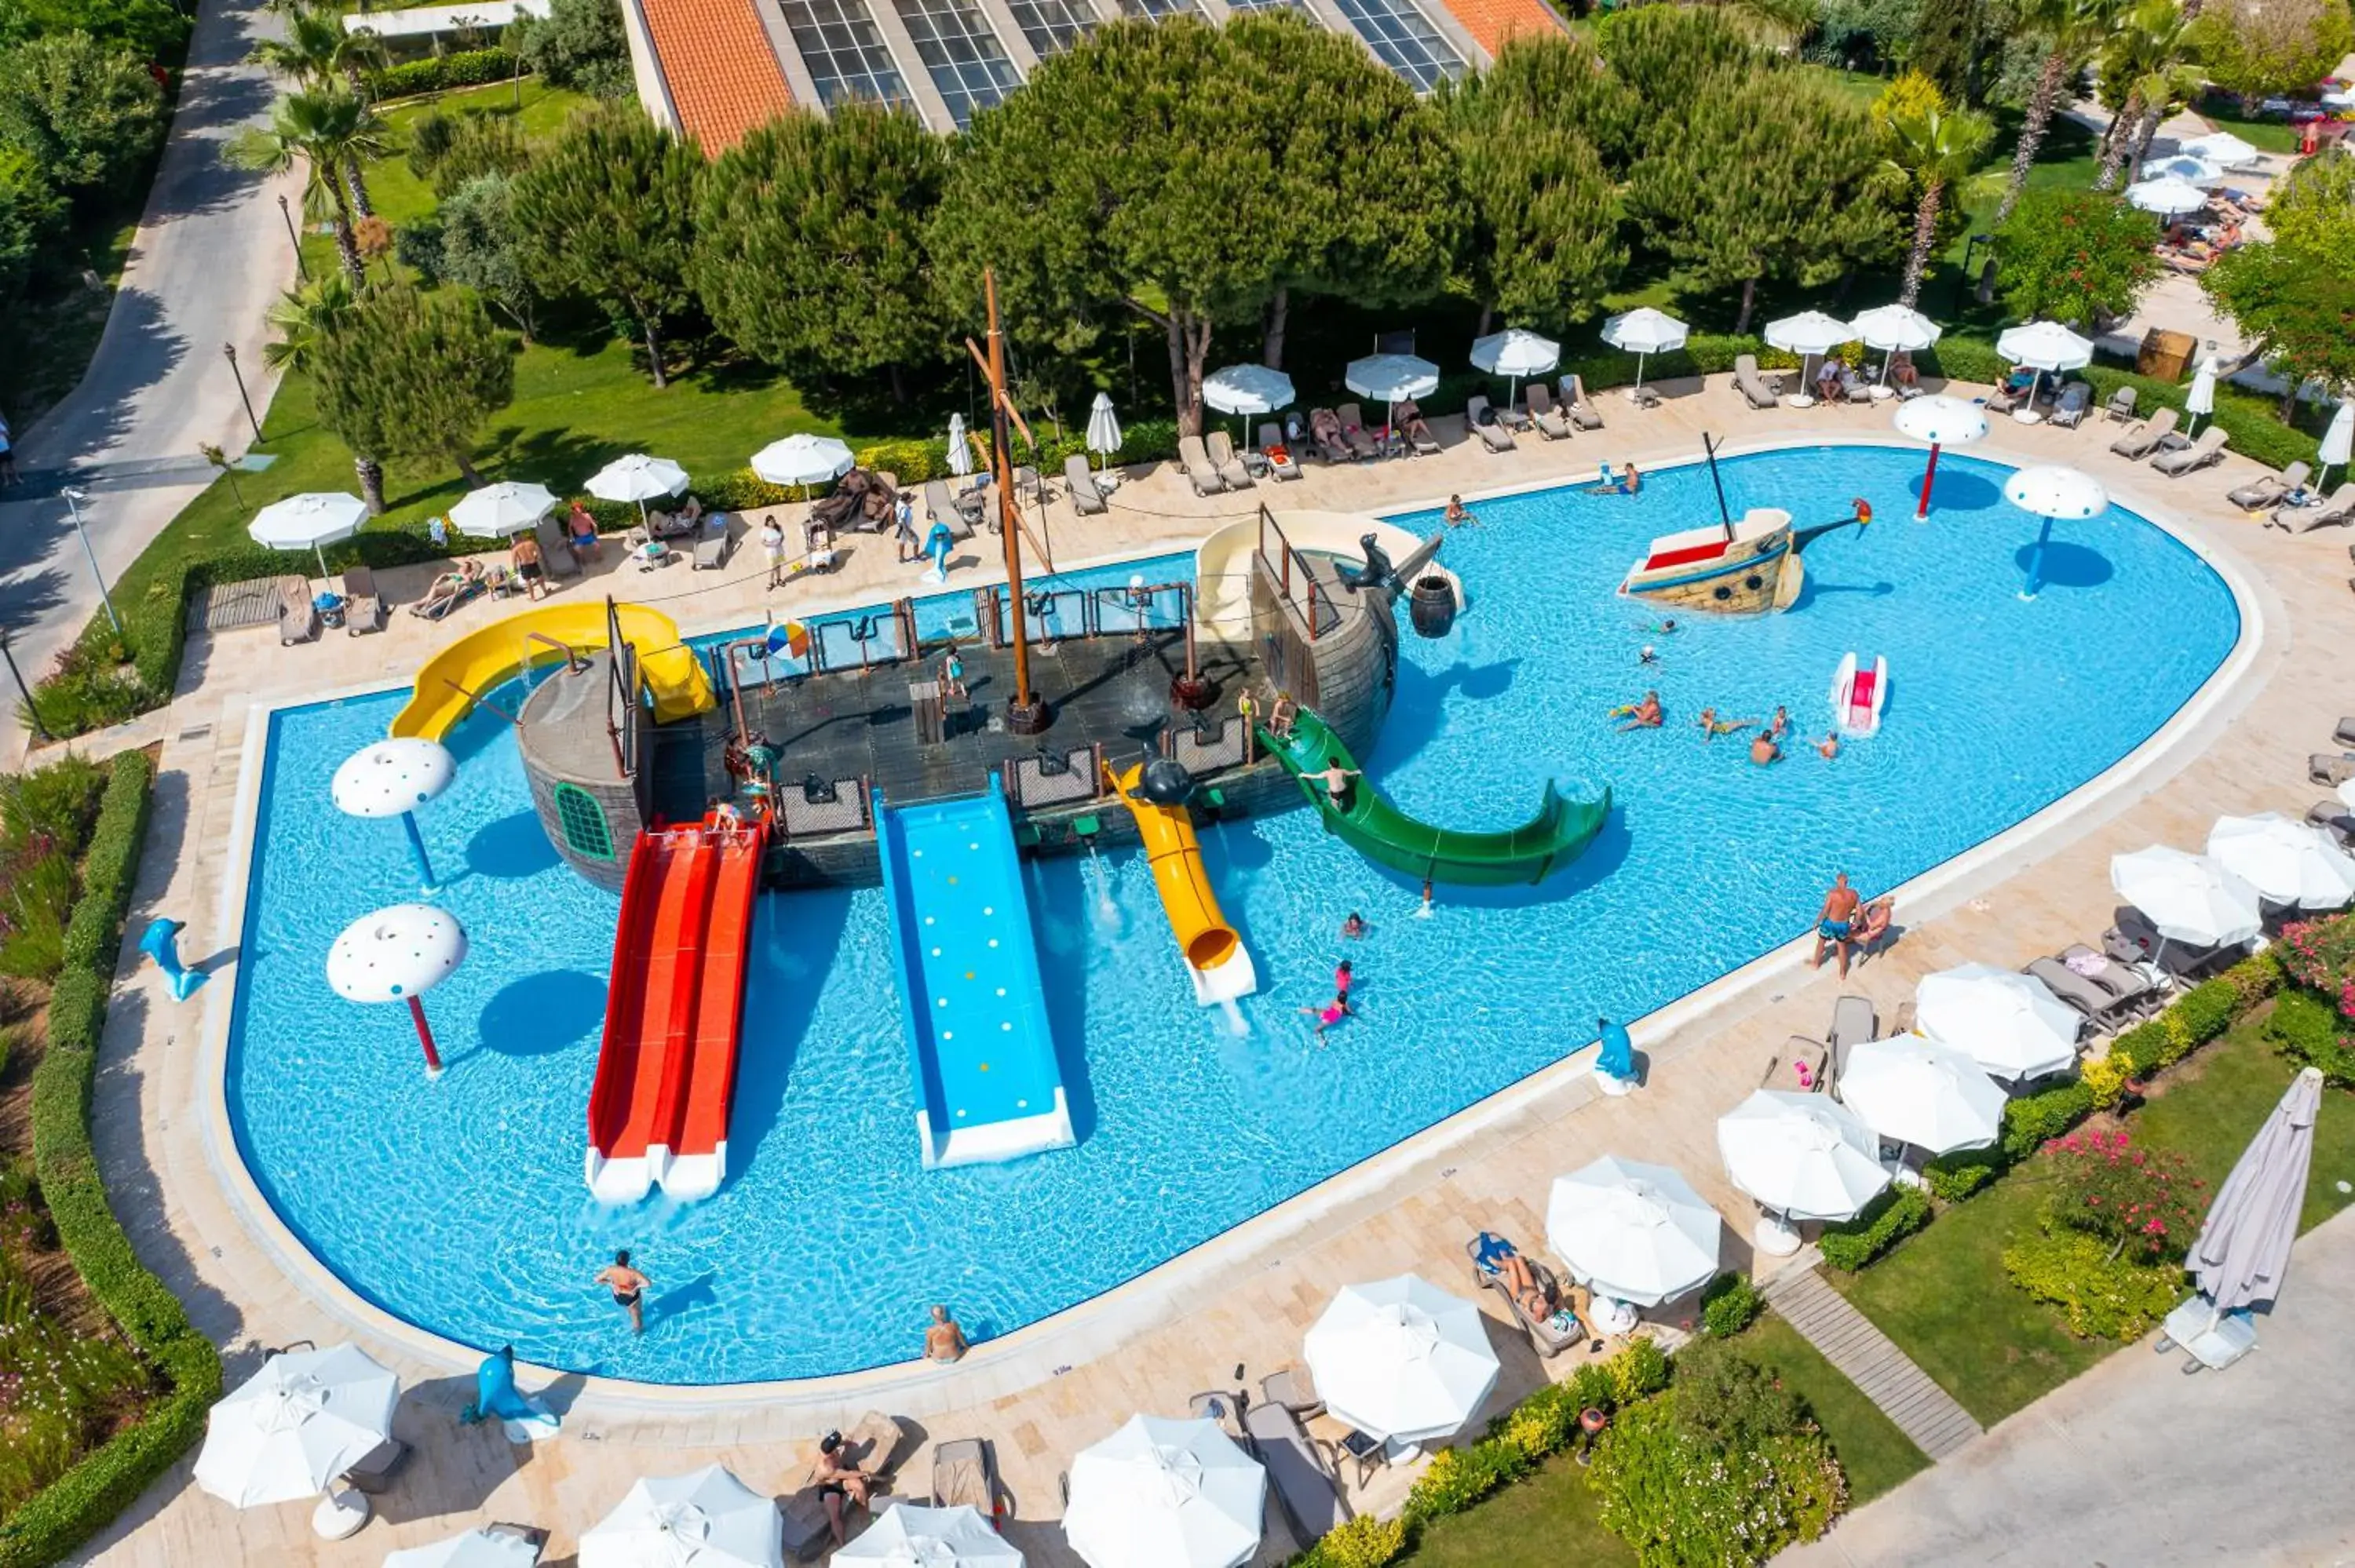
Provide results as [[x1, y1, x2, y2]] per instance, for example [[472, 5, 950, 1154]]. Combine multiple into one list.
[[1831, 652, 1888, 738], [1618, 435, 1871, 617]]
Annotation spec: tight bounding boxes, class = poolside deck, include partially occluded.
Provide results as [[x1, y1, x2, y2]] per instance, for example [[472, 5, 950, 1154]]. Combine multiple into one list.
[[74, 377, 2347, 1566]]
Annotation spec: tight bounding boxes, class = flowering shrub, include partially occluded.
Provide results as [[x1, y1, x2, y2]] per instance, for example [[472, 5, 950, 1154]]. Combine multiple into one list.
[[2277, 913, 2355, 1012], [2077, 1051, 2138, 1111], [2001, 1226, 2181, 1341], [1590, 1386, 1846, 1567], [2266, 987, 2355, 1088], [2046, 1129, 2200, 1262]]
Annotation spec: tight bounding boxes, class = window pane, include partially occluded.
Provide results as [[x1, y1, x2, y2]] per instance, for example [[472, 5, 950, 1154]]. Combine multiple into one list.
[[894, 0, 1022, 126], [1223, 0, 1305, 10], [1002, 0, 1094, 56], [1328, 0, 1462, 90], [1116, 0, 1199, 17], [776, 0, 915, 111]]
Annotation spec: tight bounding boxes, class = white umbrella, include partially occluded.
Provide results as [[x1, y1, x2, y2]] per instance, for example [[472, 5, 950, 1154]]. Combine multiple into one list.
[[1545, 1155, 1722, 1307], [834, 1504, 1022, 1568], [579, 1464, 784, 1568], [585, 454, 689, 525], [1470, 328, 1561, 407], [1302, 1274, 1500, 1446], [1851, 303, 1942, 353], [750, 434, 855, 491], [1083, 395, 1119, 475], [2141, 153, 2226, 187], [2005, 465, 2109, 598], [1994, 320, 2094, 427], [1892, 394, 1988, 517], [1717, 1090, 1889, 1254], [1836, 1035, 2006, 1155], [385, 1528, 545, 1568], [2207, 812, 2355, 910], [1914, 962, 2082, 1081], [2110, 846, 2263, 949], [195, 1344, 400, 1508], [332, 737, 456, 892], [1764, 311, 1853, 405], [1063, 1415, 1264, 1568], [447, 480, 557, 538], [2127, 176, 2210, 216], [1201, 364, 1295, 449], [947, 412, 975, 480], [2182, 130, 2262, 170], [1344, 352, 1440, 437], [2185, 352, 2219, 436], [1600, 308, 1689, 398], [248, 490, 369, 581], [2320, 397, 2353, 488], [328, 903, 468, 1078]]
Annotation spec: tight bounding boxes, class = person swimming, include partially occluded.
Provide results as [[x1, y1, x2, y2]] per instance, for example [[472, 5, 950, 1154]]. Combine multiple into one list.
[[1612, 690, 1663, 731], [1639, 644, 1658, 665], [1767, 706, 1790, 739], [1749, 731, 1781, 765], [1341, 911, 1367, 939], [1444, 494, 1476, 527], [1817, 731, 1840, 760], [1334, 959, 1354, 1006], [1302, 999, 1348, 1038], [1696, 708, 1754, 741]]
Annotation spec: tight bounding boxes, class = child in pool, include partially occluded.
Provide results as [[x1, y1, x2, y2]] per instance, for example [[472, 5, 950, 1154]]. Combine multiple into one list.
[[1302, 1000, 1347, 1038]]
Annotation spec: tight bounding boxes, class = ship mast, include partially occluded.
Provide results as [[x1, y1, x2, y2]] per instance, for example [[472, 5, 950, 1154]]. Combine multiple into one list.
[[968, 269, 1050, 735]]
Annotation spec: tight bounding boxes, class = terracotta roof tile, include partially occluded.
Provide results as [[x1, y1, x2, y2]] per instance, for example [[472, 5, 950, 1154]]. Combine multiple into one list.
[[1430, 0, 1565, 59], [640, 0, 794, 154]]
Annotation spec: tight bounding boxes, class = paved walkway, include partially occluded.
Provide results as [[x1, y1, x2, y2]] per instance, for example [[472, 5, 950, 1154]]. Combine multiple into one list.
[[73, 378, 2355, 1565], [1764, 1267, 1980, 1461], [0, 0, 294, 703], [1782, 1205, 2355, 1567]]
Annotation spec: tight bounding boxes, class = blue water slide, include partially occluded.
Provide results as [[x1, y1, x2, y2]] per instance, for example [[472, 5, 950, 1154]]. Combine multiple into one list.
[[875, 779, 1073, 1169]]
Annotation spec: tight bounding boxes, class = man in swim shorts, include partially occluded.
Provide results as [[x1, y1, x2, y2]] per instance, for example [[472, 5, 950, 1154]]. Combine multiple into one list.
[[1813, 872, 1863, 978], [594, 1249, 649, 1335], [924, 1304, 969, 1362], [814, 1431, 877, 1544], [1305, 760, 1359, 808], [1750, 731, 1781, 766], [1614, 691, 1663, 731]]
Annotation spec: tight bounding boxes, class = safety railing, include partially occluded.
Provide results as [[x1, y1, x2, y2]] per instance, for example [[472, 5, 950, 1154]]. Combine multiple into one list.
[[1255, 505, 1340, 640], [605, 599, 640, 781], [982, 582, 1191, 647]]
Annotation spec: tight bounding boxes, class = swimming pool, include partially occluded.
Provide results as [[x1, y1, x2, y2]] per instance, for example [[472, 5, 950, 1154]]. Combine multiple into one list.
[[226, 443, 2240, 1384]]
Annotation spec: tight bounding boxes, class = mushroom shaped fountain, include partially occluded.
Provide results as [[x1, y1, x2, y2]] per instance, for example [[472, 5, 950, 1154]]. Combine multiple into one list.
[[327, 904, 468, 1078], [333, 737, 456, 893]]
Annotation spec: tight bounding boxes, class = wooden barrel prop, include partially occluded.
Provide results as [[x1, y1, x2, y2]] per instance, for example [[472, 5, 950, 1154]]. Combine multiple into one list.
[[1408, 574, 1456, 638]]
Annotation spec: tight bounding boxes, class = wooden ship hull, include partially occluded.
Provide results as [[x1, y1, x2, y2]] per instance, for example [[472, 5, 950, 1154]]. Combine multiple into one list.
[[1621, 507, 1802, 616]]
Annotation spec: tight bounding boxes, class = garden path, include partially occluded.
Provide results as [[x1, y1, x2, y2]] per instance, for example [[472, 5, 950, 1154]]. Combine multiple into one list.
[[1763, 1266, 1981, 1460]]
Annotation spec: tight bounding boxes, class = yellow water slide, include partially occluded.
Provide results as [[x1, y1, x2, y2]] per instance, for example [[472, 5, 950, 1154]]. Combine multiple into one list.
[[389, 601, 716, 740], [1105, 763, 1259, 1006]]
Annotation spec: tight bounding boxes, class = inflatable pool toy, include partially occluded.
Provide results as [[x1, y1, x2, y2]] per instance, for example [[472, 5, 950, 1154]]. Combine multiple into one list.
[[460, 1345, 560, 1443], [1594, 1018, 1637, 1096], [1104, 759, 1258, 1006], [1830, 653, 1888, 738], [921, 520, 953, 585], [139, 917, 205, 1001]]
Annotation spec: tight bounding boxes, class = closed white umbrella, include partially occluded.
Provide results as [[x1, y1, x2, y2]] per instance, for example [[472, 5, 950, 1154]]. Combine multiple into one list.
[[1600, 307, 1689, 399], [1836, 1035, 2006, 1155], [1718, 1090, 1889, 1254], [2005, 464, 2109, 599], [2185, 352, 2219, 436], [1302, 1274, 1499, 1447], [834, 1504, 1022, 1568], [1764, 311, 1853, 406], [947, 412, 975, 480], [1201, 364, 1295, 449], [2127, 176, 2209, 217], [750, 434, 855, 492], [579, 1464, 783, 1568], [384, 1528, 544, 1568], [584, 454, 688, 525], [2189, 1066, 2324, 1319], [2320, 397, 2353, 489], [1914, 962, 2082, 1081], [2182, 130, 2262, 170], [2207, 813, 2355, 910], [2110, 846, 2263, 949], [2141, 153, 2226, 187], [1470, 328, 1561, 407], [1892, 394, 1988, 517], [1062, 1415, 1263, 1568], [195, 1344, 400, 1508], [447, 480, 557, 538], [1545, 1155, 1721, 1308], [1083, 395, 1119, 476], [249, 490, 369, 581]]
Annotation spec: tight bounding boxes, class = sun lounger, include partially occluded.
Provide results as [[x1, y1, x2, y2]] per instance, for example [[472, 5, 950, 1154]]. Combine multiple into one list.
[[1334, 403, 1382, 460], [1466, 1232, 1579, 1357], [1243, 1398, 1352, 1545], [1393, 399, 1440, 455], [1828, 995, 1876, 1083], [2026, 957, 2134, 1031], [2105, 907, 2231, 980], [1732, 354, 1780, 410], [1561, 374, 1605, 430], [1063, 454, 1110, 515], [932, 1437, 1001, 1515], [342, 1436, 411, 1494], [2110, 406, 2178, 458], [1258, 1365, 1323, 1418], [2312, 753, 2355, 786], [341, 565, 385, 635], [1762, 1034, 1830, 1091], [2309, 800, 2355, 851], [1526, 383, 1572, 439], [692, 514, 736, 571], [1204, 430, 1254, 490], [2336, 717, 2355, 747], [925, 479, 978, 541], [482, 1524, 547, 1561], [781, 1412, 910, 1560], [1257, 423, 1303, 480], [1463, 395, 1516, 453], [2102, 385, 2138, 422], [1188, 1389, 1247, 1437], [2276, 482, 2355, 531], [1178, 436, 1228, 497], [2230, 461, 2308, 510], [2057, 941, 2162, 1017], [1986, 380, 2025, 414], [277, 574, 319, 645], [1309, 407, 1353, 464], [2152, 425, 2228, 476], [2049, 381, 2093, 428]]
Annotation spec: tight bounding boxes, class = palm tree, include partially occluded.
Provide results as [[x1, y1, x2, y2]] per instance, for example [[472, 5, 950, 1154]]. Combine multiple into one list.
[[1995, 0, 2124, 224], [233, 87, 388, 290], [249, 5, 389, 216], [2093, 0, 2202, 191], [1883, 104, 1995, 307]]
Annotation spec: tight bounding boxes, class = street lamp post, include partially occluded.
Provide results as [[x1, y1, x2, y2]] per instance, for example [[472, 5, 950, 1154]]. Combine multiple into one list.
[[0, 627, 49, 742], [60, 488, 122, 635], [278, 192, 307, 281], [223, 344, 263, 444]]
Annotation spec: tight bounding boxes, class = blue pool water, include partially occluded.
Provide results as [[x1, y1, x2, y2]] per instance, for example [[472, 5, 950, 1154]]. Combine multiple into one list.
[[228, 444, 2239, 1384]]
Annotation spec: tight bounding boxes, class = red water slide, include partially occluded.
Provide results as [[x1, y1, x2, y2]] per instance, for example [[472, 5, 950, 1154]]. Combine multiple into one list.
[[583, 822, 763, 1202]]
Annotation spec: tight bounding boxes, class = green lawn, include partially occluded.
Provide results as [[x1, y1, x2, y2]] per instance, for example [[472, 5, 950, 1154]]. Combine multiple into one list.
[[2191, 97, 2304, 156], [1401, 1450, 1635, 1568], [1835, 1013, 2355, 1428], [1737, 1314, 1929, 1505]]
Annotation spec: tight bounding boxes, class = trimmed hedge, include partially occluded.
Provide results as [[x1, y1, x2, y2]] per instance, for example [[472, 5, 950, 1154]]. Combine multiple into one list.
[[368, 49, 522, 101], [1, 752, 224, 1568], [1818, 1183, 1931, 1272]]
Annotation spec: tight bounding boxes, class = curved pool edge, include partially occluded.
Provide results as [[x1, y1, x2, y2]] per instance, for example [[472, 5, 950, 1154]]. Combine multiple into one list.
[[189, 433, 2274, 1426]]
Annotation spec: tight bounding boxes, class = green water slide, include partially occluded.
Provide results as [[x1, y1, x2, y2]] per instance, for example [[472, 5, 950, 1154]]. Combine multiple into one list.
[[1257, 707, 1611, 887]]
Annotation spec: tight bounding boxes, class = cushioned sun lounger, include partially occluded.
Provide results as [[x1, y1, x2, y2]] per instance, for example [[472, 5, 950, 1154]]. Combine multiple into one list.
[[2309, 800, 2355, 851], [341, 565, 385, 636], [2110, 406, 2178, 458], [1178, 435, 1228, 497], [1309, 407, 1353, 464], [2152, 425, 2228, 476], [1733, 353, 1779, 410], [2231, 461, 2308, 510], [1204, 430, 1254, 490], [2277, 483, 2355, 531], [1064, 454, 1109, 515], [2026, 957, 2132, 1031], [1244, 1398, 1353, 1545], [1526, 382, 1572, 439], [1463, 395, 1516, 453], [2049, 381, 2093, 428], [2058, 942, 2162, 1017], [1563, 374, 1605, 430], [1334, 403, 1382, 460], [1258, 424, 1303, 480], [2313, 753, 2355, 786], [1466, 1232, 1579, 1357]]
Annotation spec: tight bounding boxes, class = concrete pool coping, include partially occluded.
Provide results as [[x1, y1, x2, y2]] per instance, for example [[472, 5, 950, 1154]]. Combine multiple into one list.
[[192, 432, 2276, 1421]]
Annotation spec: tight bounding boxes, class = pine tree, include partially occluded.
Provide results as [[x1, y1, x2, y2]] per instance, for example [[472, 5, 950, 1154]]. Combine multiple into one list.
[[312, 283, 514, 494]]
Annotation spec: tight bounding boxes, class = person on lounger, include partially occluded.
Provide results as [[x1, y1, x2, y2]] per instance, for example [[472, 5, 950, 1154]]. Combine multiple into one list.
[[418, 558, 487, 611], [1473, 1234, 1554, 1322], [1851, 896, 1895, 961], [1889, 351, 1919, 391], [813, 1431, 876, 1545]]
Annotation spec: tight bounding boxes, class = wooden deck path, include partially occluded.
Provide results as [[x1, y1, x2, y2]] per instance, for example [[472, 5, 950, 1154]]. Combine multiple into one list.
[[1765, 1264, 1983, 1461]]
